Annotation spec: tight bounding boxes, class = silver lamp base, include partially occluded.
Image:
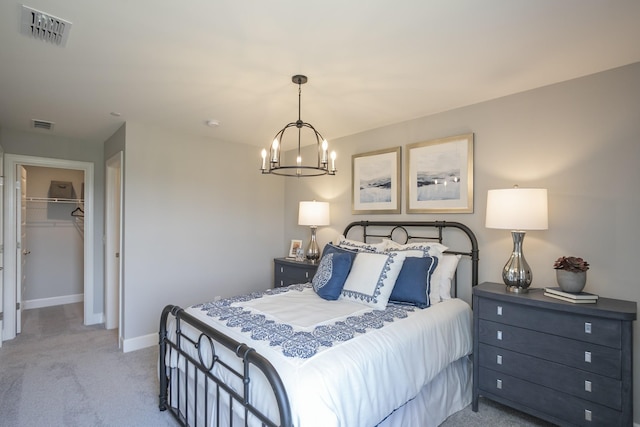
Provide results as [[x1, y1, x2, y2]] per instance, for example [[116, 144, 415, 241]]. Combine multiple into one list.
[[502, 231, 532, 293], [306, 226, 320, 263]]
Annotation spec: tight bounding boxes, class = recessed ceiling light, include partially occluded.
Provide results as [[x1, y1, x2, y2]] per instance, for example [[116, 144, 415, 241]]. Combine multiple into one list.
[[206, 119, 220, 128]]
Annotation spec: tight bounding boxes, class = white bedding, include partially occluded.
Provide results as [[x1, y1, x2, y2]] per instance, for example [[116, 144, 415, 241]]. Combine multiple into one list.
[[168, 284, 472, 427]]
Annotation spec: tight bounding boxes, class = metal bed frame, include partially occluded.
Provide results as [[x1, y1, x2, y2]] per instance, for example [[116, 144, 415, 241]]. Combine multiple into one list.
[[158, 220, 479, 427]]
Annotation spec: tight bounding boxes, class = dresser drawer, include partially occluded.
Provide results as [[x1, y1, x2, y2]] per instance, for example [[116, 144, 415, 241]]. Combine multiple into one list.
[[274, 259, 318, 287], [478, 319, 621, 378], [479, 343, 622, 410], [280, 265, 313, 282], [478, 369, 622, 426], [477, 298, 622, 348]]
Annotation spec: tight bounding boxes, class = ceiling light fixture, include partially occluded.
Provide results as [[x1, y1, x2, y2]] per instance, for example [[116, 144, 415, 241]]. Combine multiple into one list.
[[260, 75, 336, 177]]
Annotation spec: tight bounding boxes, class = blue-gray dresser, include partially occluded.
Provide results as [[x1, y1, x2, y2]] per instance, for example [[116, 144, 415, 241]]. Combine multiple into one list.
[[273, 258, 318, 288], [473, 282, 636, 426]]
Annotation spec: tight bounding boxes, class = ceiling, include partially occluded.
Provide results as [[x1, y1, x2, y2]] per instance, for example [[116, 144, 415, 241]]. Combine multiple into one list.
[[1, 1, 639, 149]]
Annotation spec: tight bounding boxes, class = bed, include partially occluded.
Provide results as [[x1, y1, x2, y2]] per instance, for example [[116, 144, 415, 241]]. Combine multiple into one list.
[[159, 220, 479, 427]]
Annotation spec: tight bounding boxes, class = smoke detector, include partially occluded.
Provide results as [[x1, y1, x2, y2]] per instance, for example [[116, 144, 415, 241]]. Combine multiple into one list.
[[21, 5, 72, 46]]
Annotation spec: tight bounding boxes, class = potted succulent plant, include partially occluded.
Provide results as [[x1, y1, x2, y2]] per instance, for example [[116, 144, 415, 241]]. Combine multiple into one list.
[[553, 256, 589, 293]]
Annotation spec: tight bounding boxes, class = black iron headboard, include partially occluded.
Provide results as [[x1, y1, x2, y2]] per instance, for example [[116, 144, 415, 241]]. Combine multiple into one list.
[[342, 221, 479, 296]]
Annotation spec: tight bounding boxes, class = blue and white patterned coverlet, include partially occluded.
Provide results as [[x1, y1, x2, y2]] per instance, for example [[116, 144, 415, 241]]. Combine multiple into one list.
[[193, 284, 415, 359]]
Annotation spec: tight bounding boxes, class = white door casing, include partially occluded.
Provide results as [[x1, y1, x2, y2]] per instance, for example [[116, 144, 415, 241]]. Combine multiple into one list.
[[2, 155, 96, 342], [0, 145, 4, 346], [105, 152, 123, 344], [16, 166, 27, 334]]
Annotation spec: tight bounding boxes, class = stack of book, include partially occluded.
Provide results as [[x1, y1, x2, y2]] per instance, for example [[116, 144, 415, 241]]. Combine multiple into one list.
[[544, 287, 598, 303]]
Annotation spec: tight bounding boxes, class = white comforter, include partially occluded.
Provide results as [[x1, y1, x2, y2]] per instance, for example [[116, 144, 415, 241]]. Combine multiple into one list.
[[175, 285, 472, 427]]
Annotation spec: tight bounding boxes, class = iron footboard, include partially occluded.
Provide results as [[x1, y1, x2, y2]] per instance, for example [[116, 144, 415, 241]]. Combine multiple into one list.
[[159, 305, 292, 427]]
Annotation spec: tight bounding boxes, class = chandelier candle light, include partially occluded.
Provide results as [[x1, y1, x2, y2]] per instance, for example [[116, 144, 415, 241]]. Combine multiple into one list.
[[485, 186, 548, 293], [298, 201, 330, 263], [261, 75, 337, 177]]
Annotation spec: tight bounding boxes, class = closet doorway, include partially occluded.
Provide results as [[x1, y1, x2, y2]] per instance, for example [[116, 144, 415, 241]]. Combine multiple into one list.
[[2, 155, 95, 342]]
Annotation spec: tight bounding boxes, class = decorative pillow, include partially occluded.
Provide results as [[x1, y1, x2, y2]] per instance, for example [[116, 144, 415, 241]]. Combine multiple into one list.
[[321, 243, 358, 262], [340, 251, 407, 310], [312, 252, 353, 300], [436, 254, 462, 301], [389, 255, 438, 308], [383, 240, 447, 304], [334, 235, 387, 253]]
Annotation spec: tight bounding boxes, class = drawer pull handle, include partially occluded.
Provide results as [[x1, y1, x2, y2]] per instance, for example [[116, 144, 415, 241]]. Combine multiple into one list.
[[585, 322, 592, 334], [585, 351, 592, 363], [496, 379, 502, 390], [585, 380, 592, 392], [497, 330, 503, 341], [497, 306, 503, 316], [305, 272, 309, 278], [585, 409, 592, 421], [280, 267, 284, 273], [496, 355, 502, 365]]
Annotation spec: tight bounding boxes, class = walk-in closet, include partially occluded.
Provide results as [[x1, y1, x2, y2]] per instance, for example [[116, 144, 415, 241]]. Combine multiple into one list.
[[23, 166, 85, 311]]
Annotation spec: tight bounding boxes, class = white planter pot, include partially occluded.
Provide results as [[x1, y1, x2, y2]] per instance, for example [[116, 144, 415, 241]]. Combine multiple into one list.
[[556, 270, 587, 293]]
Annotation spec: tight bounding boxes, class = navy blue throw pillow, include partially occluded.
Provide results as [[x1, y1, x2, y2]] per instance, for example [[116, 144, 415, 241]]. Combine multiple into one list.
[[389, 256, 438, 308], [321, 243, 358, 262], [312, 252, 353, 300]]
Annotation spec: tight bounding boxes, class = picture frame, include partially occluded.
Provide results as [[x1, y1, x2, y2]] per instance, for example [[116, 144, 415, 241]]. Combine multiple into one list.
[[288, 239, 303, 258], [406, 133, 474, 214], [352, 147, 401, 214]]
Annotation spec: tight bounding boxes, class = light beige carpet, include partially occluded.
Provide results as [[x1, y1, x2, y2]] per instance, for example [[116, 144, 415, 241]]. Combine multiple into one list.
[[0, 303, 175, 427]]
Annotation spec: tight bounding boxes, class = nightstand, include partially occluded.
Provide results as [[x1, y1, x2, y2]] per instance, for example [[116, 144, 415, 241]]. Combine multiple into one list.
[[472, 282, 636, 426], [273, 258, 318, 288]]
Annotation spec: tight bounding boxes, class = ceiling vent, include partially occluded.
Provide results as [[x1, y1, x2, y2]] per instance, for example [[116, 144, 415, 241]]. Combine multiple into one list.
[[21, 5, 72, 46], [32, 119, 54, 131]]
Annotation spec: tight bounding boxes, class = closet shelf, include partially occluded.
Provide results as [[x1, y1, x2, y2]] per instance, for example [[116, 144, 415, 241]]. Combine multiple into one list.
[[27, 197, 84, 204]]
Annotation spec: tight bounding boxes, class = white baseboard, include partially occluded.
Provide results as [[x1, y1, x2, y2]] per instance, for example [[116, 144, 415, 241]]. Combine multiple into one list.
[[122, 332, 156, 353], [24, 294, 84, 310]]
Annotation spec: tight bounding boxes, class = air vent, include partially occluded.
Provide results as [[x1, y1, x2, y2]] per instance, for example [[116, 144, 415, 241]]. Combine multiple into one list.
[[21, 5, 72, 46], [32, 119, 54, 131]]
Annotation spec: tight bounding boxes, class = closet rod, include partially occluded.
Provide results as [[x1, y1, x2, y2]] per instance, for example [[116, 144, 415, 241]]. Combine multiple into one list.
[[26, 197, 84, 203]]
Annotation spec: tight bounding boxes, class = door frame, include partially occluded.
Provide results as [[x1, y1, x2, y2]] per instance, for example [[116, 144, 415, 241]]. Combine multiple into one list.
[[2, 155, 96, 341], [105, 151, 123, 345]]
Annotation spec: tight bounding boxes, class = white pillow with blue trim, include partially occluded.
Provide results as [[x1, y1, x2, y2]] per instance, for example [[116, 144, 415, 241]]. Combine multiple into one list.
[[334, 235, 388, 253], [340, 251, 407, 309]]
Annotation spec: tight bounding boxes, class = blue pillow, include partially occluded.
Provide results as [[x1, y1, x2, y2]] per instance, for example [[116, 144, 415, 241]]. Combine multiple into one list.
[[321, 243, 358, 262], [312, 252, 353, 300], [389, 256, 438, 308]]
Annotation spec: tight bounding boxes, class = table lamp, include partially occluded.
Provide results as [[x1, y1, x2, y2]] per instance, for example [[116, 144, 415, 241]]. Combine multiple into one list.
[[298, 201, 330, 263], [485, 186, 548, 293]]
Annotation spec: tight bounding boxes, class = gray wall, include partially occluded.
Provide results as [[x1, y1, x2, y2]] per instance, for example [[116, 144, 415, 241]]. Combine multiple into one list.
[[283, 62, 640, 422], [120, 122, 285, 340], [0, 129, 105, 316]]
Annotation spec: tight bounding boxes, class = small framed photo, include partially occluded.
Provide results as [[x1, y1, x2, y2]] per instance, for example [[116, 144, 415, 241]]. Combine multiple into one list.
[[407, 133, 474, 214], [288, 239, 303, 258], [352, 146, 401, 214]]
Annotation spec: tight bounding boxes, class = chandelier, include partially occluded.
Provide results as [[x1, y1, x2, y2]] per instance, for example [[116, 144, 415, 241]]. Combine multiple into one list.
[[260, 75, 337, 177]]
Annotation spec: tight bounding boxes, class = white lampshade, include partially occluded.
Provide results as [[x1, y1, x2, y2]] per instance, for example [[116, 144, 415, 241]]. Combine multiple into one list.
[[298, 201, 330, 227], [486, 188, 548, 230]]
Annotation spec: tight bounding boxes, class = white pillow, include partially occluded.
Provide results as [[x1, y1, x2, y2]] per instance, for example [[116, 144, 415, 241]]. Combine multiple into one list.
[[334, 235, 388, 253], [340, 251, 407, 309], [383, 240, 447, 304], [435, 254, 462, 301]]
